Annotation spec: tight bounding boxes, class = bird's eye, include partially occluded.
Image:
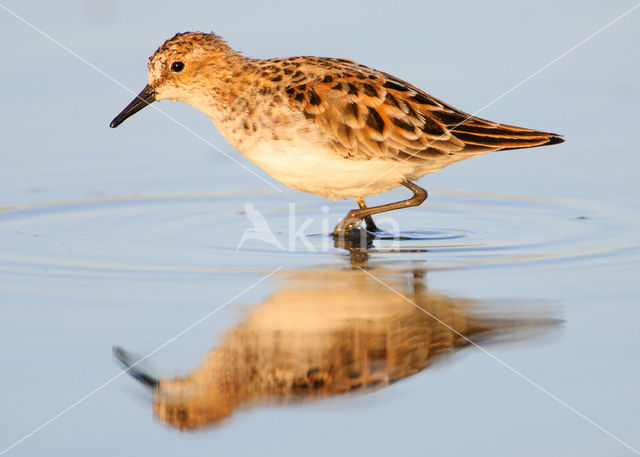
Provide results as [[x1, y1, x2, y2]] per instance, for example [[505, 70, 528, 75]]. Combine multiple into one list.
[[171, 61, 185, 72]]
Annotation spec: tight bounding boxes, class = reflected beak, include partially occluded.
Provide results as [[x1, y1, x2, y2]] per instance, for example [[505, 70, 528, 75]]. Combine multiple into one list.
[[112, 346, 159, 389], [109, 84, 156, 128]]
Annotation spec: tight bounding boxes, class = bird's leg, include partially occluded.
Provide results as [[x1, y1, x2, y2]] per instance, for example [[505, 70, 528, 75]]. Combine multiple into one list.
[[355, 198, 379, 232], [333, 180, 428, 236]]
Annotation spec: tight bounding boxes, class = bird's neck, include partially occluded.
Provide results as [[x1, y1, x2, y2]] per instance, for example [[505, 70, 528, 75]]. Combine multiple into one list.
[[183, 54, 260, 114]]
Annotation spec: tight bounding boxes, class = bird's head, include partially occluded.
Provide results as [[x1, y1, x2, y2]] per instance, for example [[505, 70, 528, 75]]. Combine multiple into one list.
[[110, 32, 236, 128]]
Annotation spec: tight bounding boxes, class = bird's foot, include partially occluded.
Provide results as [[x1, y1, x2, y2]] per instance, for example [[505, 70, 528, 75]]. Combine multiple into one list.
[[333, 212, 375, 249], [333, 210, 362, 237], [333, 227, 374, 250]]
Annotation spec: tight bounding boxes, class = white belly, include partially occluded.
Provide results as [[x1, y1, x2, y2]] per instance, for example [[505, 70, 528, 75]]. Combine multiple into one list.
[[208, 108, 466, 200], [240, 140, 417, 199]]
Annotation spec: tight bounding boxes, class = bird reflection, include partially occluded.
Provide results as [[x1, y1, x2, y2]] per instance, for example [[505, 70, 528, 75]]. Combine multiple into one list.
[[115, 265, 556, 430]]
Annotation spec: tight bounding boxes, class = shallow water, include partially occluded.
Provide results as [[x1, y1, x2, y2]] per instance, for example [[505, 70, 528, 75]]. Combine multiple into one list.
[[2, 188, 639, 456], [0, 191, 631, 275], [2, 1, 640, 456]]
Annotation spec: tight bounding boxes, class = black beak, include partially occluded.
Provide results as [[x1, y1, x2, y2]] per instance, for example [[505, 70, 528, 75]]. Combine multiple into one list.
[[113, 346, 159, 389], [109, 84, 156, 128]]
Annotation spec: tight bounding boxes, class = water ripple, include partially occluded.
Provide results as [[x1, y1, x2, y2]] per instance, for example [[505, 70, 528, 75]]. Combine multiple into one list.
[[0, 191, 635, 278]]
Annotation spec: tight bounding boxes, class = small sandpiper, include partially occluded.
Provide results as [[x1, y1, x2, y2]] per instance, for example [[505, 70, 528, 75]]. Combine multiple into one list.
[[110, 32, 563, 236]]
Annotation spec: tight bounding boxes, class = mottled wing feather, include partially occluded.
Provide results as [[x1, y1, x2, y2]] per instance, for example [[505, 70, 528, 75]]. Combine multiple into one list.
[[283, 58, 563, 161]]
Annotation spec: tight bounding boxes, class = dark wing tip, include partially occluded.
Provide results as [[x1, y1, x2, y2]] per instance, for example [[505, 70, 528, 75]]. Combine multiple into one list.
[[546, 135, 565, 145]]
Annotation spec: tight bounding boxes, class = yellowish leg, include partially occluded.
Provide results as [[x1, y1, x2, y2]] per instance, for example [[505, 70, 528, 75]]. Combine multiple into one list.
[[333, 180, 428, 236], [355, 198, 379, 232]]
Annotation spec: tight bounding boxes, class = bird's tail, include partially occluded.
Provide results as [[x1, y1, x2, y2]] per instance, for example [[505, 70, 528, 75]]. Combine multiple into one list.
[[451, 120, 564, 151]]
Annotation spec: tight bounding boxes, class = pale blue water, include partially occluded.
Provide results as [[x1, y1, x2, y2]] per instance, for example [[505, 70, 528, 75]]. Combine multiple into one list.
[[1, 1, 639, 456]]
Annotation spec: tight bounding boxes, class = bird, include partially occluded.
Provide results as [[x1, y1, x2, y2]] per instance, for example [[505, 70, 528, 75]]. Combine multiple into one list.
[[113, 267, 556, 430], [110, 32, 564, 236]]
